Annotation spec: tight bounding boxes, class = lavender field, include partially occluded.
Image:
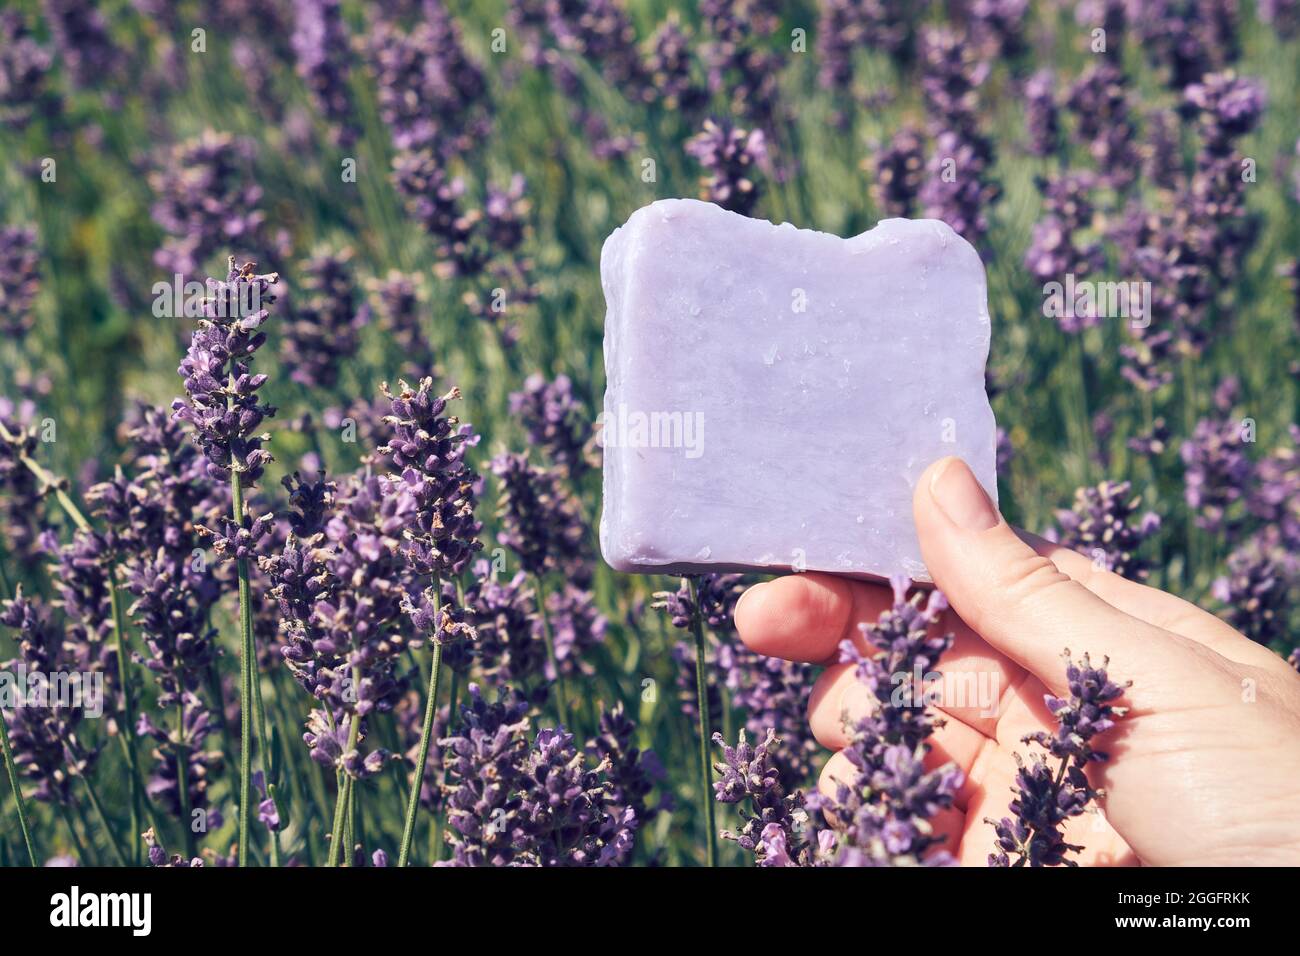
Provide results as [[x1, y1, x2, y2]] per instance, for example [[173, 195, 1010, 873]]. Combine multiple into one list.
[[0, 0, 1298, 871]]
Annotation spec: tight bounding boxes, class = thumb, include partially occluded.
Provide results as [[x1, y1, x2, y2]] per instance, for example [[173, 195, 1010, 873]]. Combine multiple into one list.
[[912, 456, 1180, 695]]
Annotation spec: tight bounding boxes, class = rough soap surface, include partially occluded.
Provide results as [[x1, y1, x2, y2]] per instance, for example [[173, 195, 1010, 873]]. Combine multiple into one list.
[[599, 198, 998, 582]]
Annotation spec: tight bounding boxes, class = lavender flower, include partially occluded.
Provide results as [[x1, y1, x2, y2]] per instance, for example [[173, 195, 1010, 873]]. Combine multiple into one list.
[[449, 560, 544, 686], [642, 15, 706, 112], [1, 587, 96, 804], [439, 684, 636, 866], [1182, 411, 1253, 533], [380, 378, 483, 579], [149, 133, 266, 279], [508, 374, 591, 482], [368, 271, 435, 380], [1055, 480, 1161, 581], [1065, 61, 1139, 192], [40, 0, 118, 90], [1212, 533, 1294, 647], [713, 728, 810, 865], [988, 651, 1128, 867], [290, 0, 359, 149], [700, 0, 784, 127], [1023, 69, 1060, 158], [0, 399, 51, 570], [172, 260, 279, 484], [871, 125, 926, 218], [362, 9, 487, 157], [544, 583, 607, 679], [490, 451, 586, 578], [1259, 0, 1300, 38], [810, 577, 963, 866], [685, 118, 766, 217], [0, 12, 54, 131], [281, 248, 366, 391], [0, 225, 40, 341], [1025, 172, 1103, 331]]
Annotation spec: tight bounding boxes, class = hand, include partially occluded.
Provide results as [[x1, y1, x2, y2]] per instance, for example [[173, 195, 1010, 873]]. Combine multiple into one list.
[[733, 456, 1300, 866]]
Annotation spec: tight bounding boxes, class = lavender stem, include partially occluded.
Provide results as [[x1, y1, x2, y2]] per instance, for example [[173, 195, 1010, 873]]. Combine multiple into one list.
[[399, 574, 443, 867], [0, 709, 36, 866], [230, 468, 255, 867], [532, 572, 570, 729], [687, 577, 717, 868]]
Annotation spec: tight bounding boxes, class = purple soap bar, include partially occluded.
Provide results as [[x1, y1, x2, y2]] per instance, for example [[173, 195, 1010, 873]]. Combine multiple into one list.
[[599, 199, 997, 582]]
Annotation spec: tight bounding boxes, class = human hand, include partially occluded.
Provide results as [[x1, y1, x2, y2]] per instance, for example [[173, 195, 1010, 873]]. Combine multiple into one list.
[[733, 456, 1300, 865]]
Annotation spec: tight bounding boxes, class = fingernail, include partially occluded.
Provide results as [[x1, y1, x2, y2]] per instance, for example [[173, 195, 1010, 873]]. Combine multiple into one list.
[[929, 457, 999, 531]]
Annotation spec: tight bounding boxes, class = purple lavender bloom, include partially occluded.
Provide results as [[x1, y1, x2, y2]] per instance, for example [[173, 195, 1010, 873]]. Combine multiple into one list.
[[368, 271, 436, 380], [1142, 108, 1182, 190], [0, 225, 40, 340], [685, 117, 766, 217], [380, 378, 483, 578], [142, 828, 202, 868], [362, 8, 487, 158], [544, 0, 646, 96], [0, 398, 48, 568], [172, 260, 279, 485], [1064, 61, 1139, 192], [508, 374, 591, 482], [806, 577, 963, 866], [149, 133, 266, 279], [40, 0, 118, 90], [439, 684, 636, 866], [441, 560, 538, 682], [969, 0, 1029, 60], [290, 0, 359, 149], [1055, 480, 1161, 581], [989, 652, 1128, 867], [544, 583, 607, 679], [1024, 172, 1103, 331], [281, 248, 366, 391], [871, 125, 926, 218], [1259, 0, 1300, 37], [713, 728, 810, 865], [1023, 69, 1059, 158], [490, 451, 586, 578], [921, 132, 1000, 253], [1248, 426, 1300, 550], [0, 12, 54, 131], [700, 0, 784, 126], [1181, 409, 1253, 533], [1, 587, 97, 804], [1130, 0, 1241, 91], [1212, 532, 1294, 648], [642, 14, 707, 112]]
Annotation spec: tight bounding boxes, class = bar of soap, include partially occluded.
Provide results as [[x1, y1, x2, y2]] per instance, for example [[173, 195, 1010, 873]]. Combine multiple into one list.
[[599, 198, 997, 582]]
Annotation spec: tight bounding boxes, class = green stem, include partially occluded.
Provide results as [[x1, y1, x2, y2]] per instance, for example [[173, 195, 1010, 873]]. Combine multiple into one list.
[[327, 665, 364, 867], [108, 569, 146, 865], [59, 801, 92, 865], [399, 577, 443, 868], [687, 577, 717, 868], [78, 771, 128, 866], [532, 573, 570, 730], [435, 667, 461, 863], [250, 653, 283, 867], [176, 699, 193, 859], [230, 469, 255, 867], [0, 709, 36, 866]]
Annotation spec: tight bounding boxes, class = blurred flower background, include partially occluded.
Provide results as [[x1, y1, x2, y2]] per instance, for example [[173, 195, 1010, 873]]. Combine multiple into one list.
[[0, 0, 1297, 867]]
